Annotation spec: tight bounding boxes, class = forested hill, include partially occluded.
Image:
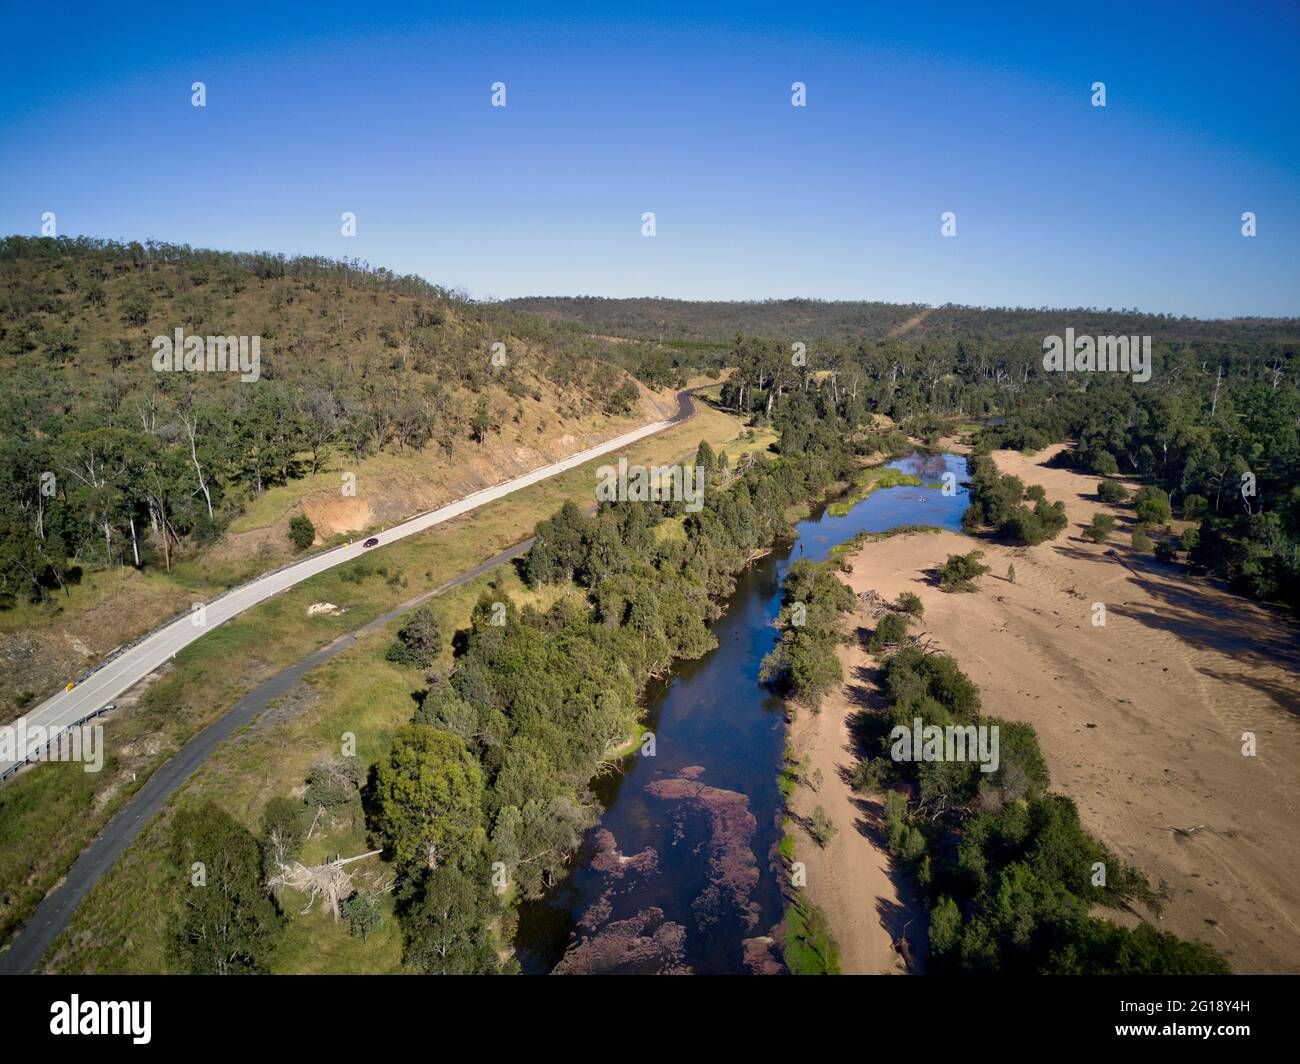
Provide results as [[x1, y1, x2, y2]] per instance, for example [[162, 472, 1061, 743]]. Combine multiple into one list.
[[502, 295, 1300, 347], [0, 236, 650, 607]]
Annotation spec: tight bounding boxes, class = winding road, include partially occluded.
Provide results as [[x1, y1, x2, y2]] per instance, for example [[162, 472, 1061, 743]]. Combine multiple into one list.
[[1, 390, 694, 779], [0, 389, 699, 973]]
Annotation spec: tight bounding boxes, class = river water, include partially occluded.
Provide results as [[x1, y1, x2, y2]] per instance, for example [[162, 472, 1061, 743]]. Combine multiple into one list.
[[515, 451, 970, 974]]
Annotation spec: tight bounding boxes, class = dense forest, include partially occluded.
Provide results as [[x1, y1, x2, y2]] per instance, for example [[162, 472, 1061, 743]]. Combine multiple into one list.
[[611, 300, 1297, 615], [504, 294, 1300, 346], [0, 236, 644, 608]]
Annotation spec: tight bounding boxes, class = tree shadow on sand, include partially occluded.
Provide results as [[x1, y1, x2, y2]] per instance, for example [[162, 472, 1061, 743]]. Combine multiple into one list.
[[1113, 569, 1300, 694], [846, 790, 930, 972], [1046, 539, 1300, 702]]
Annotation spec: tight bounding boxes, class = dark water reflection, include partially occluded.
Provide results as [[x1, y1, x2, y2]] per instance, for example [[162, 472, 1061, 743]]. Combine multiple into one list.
[[514, 451, 969, 974]]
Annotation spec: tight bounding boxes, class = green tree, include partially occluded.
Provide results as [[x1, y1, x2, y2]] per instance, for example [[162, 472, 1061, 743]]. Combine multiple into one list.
[[288, 513, 315, 550], [471, 396, 493, 444], [342, 893, 383, 941], [259, 796, 305, 877], [1134, 486, 1172, 528], [939, 550, 990, 592], [929, 895, 962, 956], [373, 725, 484, 872], [695, 438, 718, 476], [868, 611, 911, 652], [402, 864, 502, 974], [386, 607, 441, 668], [1097, 479, 1128, 504], [1083, 513, 1117, 543], [167, 802, 284, 974]]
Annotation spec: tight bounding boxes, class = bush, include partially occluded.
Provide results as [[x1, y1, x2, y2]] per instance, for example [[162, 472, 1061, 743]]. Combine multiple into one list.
[[1181, 494, 1208, 521], [939, 550, 990, 592], [1134, 486, 1172, 528], [1154, 540, 1178, 562], [1097, 479, 1128, 504], [809, 806, 837, 848], [305, 756, 363, 810], [1083, 513, 1117, 543], [868, 611, 911, 652], [895, 591, 924, 618], [288, 514, 316, 550], [1130, 528, 1152, 553], [386, 607, 441, 669]]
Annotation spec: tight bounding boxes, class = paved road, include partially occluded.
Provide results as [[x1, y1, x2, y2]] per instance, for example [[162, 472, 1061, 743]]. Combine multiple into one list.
[[0, 390, 694, 778], [0, 538, 536, 974]]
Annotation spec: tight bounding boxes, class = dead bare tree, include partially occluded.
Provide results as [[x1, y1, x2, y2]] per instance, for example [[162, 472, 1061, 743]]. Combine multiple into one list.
[[269, 850, 391, 922]]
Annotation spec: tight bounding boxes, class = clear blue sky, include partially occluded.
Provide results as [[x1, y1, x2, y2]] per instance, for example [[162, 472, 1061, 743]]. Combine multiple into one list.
[[2, 1, 1297, 316]]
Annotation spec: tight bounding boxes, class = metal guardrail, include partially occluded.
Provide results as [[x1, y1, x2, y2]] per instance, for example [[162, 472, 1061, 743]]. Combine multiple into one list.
[[2, 395, 697, 782], [53, 405, 691, 695], [0, 702, 116, 781]]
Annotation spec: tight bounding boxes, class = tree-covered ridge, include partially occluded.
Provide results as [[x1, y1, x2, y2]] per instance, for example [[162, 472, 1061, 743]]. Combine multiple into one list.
[[0, 236, 644, 607], [503, 294, 1300, 346]]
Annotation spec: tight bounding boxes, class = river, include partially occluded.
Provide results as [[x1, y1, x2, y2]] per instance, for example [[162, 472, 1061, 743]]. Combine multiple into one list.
[[515, 450, 970, 974]]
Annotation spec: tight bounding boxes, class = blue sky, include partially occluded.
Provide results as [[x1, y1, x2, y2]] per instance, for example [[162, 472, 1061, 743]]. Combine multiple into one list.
[[2, 1, 1297, 316]]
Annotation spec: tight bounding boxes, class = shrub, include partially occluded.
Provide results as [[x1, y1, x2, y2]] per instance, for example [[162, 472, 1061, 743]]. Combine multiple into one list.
[[305, 756, 363, 810], [868, 611, 911, 652], [1097, 479, 1128, 504], [939, 550, 990, 592], [1134, 486, 1172, 528], [809, 806, 837, 848], [1130, 528, 1152, 553], [895, 591, 925, 618], [288, 514, 316, 550], [1083, 513, 1117, 543]]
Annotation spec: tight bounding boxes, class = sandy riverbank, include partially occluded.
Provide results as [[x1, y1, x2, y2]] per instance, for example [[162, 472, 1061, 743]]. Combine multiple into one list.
[[789, 443, 1300, 974]]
